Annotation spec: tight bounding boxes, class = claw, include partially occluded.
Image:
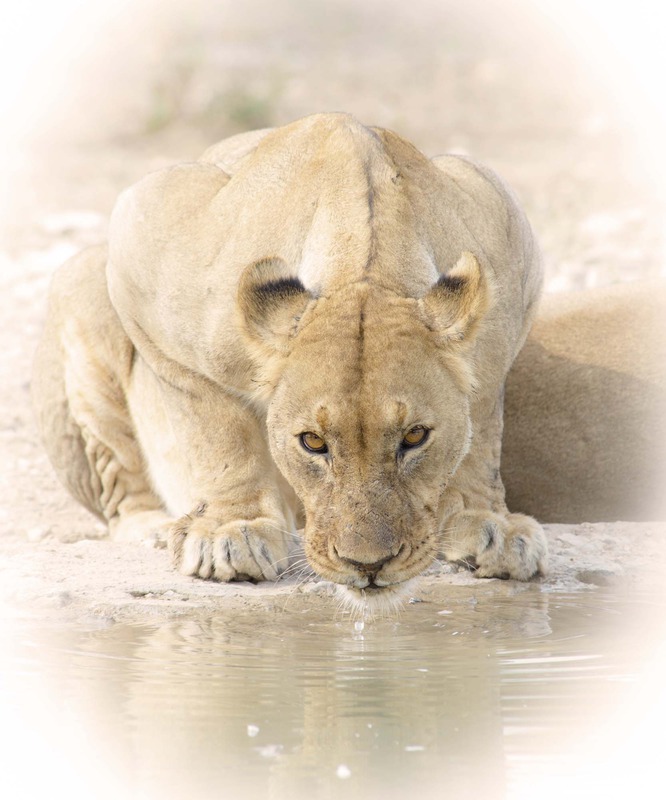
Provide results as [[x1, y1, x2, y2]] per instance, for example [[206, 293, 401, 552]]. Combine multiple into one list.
[[167, 511, 290, 583]]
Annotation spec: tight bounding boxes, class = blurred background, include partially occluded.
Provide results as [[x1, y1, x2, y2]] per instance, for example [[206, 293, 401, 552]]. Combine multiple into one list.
[[1, 0, 664, 291]]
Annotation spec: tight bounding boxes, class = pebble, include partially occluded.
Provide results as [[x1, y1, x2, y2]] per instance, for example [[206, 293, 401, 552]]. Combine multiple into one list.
[[336, 764, 351, 779], [576, 569, 618, 587], [247, 724, 260, 737], [45, 591, 72, 608], [255, 744, 282, 758], [26, 526, 51, 543]]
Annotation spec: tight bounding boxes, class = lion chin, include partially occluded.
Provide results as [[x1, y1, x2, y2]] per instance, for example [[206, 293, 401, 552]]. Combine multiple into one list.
[[335, 579, 420, 619]]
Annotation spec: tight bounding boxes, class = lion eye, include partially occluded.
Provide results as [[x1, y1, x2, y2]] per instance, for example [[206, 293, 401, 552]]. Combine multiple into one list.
[[299, 432, 328, 454], [401, 426, 430, 449]]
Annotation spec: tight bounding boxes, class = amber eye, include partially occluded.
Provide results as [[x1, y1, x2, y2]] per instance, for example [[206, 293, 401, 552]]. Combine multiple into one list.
[[299, 432, 328, 454], [401, 426, 430, 450]]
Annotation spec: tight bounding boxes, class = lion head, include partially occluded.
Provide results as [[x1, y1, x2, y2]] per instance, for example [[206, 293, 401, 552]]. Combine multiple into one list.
[[239, 250, 494, 607]]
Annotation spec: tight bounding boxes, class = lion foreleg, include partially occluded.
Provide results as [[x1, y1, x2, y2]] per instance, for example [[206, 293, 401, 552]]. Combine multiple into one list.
[[152, 381, 297, 582], [438, 390, 548, 579]]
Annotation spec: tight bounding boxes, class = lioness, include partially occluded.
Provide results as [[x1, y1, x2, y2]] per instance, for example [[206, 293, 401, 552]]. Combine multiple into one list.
[[503, 280, 666, 524], [32, 113, 547, 608]]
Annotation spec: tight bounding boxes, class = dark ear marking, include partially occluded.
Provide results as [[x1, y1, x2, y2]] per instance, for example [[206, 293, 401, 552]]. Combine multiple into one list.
[[254, 276, 307, 301], [435, 273, 466, 294], [238, 257, 313, 349], [420, 251, 495, 344]]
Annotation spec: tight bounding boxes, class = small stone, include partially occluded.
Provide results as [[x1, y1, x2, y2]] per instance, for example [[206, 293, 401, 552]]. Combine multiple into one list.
[[247, 725, 260, 737], [576, 569, 618, 587], [27, 526, 51, 542], [336, 764, 351, 779], [48, 591, 72, 607], [255, 744, 282, 758]]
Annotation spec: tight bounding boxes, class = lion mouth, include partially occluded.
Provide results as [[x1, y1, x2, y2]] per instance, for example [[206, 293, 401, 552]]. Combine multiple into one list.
[[352, 577, 389, 591], [300, 536, 430, 612], [337, 578, 420, 616]]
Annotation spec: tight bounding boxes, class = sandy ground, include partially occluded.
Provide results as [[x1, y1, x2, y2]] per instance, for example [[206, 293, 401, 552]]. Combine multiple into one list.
[[1, 0, 664, 624], [1, 520, 665, 624]]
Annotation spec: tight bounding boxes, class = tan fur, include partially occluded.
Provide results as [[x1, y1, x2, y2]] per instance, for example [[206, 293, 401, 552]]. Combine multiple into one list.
[[32, 113, 548, 607], [503, 280, 666, 523]]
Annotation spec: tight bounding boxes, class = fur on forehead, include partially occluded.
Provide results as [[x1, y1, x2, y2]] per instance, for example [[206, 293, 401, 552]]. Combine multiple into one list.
[[237, 251, 493, 400]]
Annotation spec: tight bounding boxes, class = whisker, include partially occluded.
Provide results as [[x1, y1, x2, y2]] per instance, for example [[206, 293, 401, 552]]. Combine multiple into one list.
[[277, 560, 314, 584], [264, 524, 304, 542], [437, 523, 481, 572]]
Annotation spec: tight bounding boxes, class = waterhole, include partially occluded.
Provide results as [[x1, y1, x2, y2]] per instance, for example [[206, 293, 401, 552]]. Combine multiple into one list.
[[1, 587, 664, 800]]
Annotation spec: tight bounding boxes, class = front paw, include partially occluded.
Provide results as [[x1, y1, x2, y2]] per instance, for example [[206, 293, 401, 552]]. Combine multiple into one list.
[[168, 506, 291, 582], [442, 510, 547, 581]]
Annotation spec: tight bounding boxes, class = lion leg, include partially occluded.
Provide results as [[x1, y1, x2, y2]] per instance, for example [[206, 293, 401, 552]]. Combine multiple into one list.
[[32, 246, 173, 546], [438, 390, 548, 579], [145, 376, 297, 582]]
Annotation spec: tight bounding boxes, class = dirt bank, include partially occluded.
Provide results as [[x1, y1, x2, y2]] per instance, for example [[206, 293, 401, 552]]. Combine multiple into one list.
[[1, 520, 663, 624]]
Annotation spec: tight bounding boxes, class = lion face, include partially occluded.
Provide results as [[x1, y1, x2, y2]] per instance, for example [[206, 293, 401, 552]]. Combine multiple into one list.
[[267, 293, 472, 600], [240, 252, 492, 603]]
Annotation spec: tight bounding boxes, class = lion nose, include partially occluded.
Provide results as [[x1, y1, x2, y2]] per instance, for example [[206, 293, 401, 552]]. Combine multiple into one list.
[[334, 550, 396, 578]]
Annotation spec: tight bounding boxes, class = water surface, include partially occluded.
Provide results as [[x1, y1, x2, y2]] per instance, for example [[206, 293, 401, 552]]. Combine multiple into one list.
[[2, 586, 664, 800]]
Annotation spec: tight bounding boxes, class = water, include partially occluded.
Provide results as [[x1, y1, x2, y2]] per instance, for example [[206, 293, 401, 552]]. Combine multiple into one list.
[[1, 587, 665, 800]]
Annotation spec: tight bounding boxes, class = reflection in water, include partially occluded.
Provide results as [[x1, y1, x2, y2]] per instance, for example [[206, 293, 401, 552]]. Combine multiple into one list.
[[1, 588, 664, 800]]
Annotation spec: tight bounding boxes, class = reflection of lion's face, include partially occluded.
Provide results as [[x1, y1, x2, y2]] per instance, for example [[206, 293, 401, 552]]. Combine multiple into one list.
[[267, 284, 473, 605]]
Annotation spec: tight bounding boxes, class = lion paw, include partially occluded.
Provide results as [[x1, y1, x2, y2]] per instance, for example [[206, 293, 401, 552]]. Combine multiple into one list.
[[168, 507, 291, 582], [442, 510, 547, 581]]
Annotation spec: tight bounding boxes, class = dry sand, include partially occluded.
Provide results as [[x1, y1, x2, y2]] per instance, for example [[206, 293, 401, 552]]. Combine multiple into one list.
[[2, 519, 664, 624]]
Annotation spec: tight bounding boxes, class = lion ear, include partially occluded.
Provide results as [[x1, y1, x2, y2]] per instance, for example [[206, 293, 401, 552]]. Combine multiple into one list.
[[421, 251, 495, 343], [237, 257, 313, 351]]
